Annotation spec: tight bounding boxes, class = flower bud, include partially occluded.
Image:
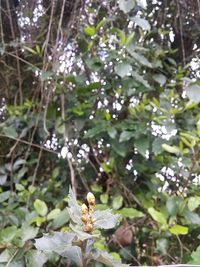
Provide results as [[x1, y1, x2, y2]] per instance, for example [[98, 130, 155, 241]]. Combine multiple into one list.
[[81, 204, 88, 214], [81, 214, 88, 223], [87, 192, 95, 206], [84, 223, 93, 232]]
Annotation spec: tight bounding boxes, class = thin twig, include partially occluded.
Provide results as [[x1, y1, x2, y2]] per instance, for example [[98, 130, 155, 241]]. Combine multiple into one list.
[[176, 235, 183, 263], [5, 249, 19, 267], [176, 0, 186, 65], [0, 133, 58, 155], [6, 0, 23, 104], [60, 88, 77, 195]]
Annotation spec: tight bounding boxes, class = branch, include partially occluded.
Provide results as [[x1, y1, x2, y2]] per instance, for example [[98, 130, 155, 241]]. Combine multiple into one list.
[[0, 134, 58, 155]]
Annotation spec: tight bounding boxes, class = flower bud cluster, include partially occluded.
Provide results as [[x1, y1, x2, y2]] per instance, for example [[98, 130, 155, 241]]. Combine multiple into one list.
[[81, 192, 95, 232]]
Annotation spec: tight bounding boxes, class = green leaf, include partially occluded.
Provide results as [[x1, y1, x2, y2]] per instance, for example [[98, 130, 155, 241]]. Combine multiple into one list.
[[162, 143, 180, 154], [84, 123, 106, 138], [112, 141, 128, 157], [0, 174, 7, 185], [119, 0, 135, 13], [131, 52, 152, 68], [131, 16, 150, 31], [69, 223, 94, 241], [35, 232, 82, 265], [115, 63, 132, 78], [107, 127, 117, 139], [0, 226, 19, 243], [67, 187, 82, 225], [190, 245, 200, 264], [184, 210, 200, 225], [100, 193, 109, 204], [116, 208, 144, 218], [185, 84, 200, 103], [3, 126, 18, 138], [61, 246, 82, 266], [119, 131, 134, 142], [132, 71, 151, 89], [35, 232, 75, 253], [153, 74, 167, 86], [84, 26, 96, 36], [26, 250, 47, 267], [112, 195, 123, 210], [47, 208, 61, 221], [188, 196, 200, 211], [52, 209, 70, 229], [148, 207, 167, 225], [91, 250, 130, 267], [0, 191, 10, 203], [23, 45, 38, 55], [93, 209, 120, 229], [135, 137, 148, 157], [152, 138, 165, 155], [0, 249, 12, 263], [40, 71, 53, 81], [166, 196, 183, 216], [169, 224, 188, 235], [21, 225, 39, 243], [34, 199, 48, 217]]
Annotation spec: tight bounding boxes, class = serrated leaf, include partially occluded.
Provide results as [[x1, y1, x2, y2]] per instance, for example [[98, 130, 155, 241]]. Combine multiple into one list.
[[67, 187, 82, 225], [148, 207, 166, 225], [26, 250, 47, 267], [93, 209, 120, 229], [119, 0, 135, 13], [162, 143, 180, 154], [116, 207, 144, 218], [169, 224, 188, 235], [131, 16, 150, 31], [185, 84, 200, 103], [91, 250, 130, 267], [115, 63, 132, 78], [34, 199, 48, 217]]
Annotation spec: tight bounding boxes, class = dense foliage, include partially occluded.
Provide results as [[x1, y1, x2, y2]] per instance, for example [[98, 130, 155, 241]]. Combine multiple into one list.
[[1, 0, 200, 266]]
